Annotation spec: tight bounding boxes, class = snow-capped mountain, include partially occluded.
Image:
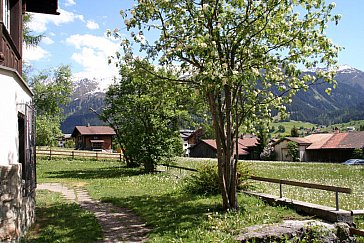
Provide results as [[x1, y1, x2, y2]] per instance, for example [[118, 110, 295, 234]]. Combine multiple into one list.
[[60, 66, 364, 133], [61, 78, 106, 133]]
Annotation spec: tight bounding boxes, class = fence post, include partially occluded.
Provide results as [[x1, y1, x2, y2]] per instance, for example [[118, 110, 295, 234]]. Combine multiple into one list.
[[279, 181, 283, 198], [119, 153, 122, 162], [49, 147, 52, 160], [72, 151, 74, 160], [335, 191, 339, 211]]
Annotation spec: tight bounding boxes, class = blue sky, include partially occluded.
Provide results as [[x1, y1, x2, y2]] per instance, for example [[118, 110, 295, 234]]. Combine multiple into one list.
[[24, 0, 364, 89]]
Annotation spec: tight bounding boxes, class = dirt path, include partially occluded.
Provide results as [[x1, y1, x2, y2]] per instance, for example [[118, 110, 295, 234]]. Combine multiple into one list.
[[37, 183, 151, 243]]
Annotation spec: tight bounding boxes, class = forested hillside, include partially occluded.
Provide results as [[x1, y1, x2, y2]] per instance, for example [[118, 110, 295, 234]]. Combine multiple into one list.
[[61, 66, 364, 133]]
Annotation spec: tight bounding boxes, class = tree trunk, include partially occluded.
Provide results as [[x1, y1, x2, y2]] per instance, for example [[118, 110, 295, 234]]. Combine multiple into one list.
[[207, 88, 239, 211]]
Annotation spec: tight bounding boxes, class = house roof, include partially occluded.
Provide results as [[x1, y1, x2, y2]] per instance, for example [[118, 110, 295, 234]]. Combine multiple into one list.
[[26, 0, 60, 15], [239, 137, 259, 147], [300, 132, 364, 150], [286, 137, 311, 145], [180, 128, 203, 141], [199, 138, 259, 156], [71, 126, 116, 137]]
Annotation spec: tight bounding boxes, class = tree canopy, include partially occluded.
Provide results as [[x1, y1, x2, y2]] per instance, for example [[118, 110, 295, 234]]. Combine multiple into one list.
[[31, 65, 73, 146], [115, 0, 341, 210], [102, 60, 189, 172]]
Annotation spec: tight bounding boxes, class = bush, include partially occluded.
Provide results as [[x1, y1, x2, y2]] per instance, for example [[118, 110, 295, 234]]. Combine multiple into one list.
[[287, 141, 299, 162], [183, 162, 253, 195], [352, 148, 364, 159], [260, 145, 276, 161]]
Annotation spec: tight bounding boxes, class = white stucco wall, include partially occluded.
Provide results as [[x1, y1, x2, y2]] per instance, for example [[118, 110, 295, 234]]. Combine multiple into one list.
[[0, 67, 32, 166], [274, 140, 308, 162]]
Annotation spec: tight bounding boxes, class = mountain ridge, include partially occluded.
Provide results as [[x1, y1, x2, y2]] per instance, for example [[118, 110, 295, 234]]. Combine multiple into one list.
[[60, 65, 364, 133]]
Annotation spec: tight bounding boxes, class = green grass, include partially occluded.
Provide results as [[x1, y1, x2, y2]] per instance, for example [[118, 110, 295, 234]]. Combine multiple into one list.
[[31, 158, 364, 241], [176, 158, 364, 231], [270, 120, 317, 137], [22, 190, 102, 242], [33, 158, 301, 242]]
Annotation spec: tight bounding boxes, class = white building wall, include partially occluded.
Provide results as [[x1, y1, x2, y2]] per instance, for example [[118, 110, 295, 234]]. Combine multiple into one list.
[[0, 67, 32, 166]]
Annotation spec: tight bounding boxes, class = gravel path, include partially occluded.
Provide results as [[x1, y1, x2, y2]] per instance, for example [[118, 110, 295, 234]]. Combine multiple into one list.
[[37, 183, 150, 242]]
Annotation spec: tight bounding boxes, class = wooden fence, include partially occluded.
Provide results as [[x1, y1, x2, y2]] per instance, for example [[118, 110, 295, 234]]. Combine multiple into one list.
[[249, 175, 352, 211], [36, 149, 124, 161]]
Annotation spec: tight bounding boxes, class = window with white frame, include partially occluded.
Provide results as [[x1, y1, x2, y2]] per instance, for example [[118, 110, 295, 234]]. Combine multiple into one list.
[[3, 0, 11, 31]]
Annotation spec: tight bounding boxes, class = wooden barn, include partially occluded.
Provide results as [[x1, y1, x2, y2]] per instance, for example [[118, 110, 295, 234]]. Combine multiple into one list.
[[71, 125, 116, 152], [189, 137, 259, 160]]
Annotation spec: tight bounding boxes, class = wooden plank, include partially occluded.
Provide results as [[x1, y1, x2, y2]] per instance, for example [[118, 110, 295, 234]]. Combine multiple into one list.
[[350, 228, 364, 237], [351, 210, 364, 216], [161, 164, 198, 172], [250, 176, 351, 194]]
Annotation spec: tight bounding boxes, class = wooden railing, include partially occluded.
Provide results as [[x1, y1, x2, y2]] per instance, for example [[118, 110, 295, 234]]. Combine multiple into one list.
[[36, 149, 124, 161], [250, 176, 352, 211]]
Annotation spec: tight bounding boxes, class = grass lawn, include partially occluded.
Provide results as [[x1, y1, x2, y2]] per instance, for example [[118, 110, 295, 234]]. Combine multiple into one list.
[[30, 157, 364, 241], [33, 157, 301, 242], [177, 158, 364, 231], [22, 190, 102, 242]]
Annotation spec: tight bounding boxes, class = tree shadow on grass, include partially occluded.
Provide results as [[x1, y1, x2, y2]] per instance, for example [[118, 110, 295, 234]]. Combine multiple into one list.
[[45, 166, 145, 180], [22, 201, 102, 242], [101, 193, 246, 239]]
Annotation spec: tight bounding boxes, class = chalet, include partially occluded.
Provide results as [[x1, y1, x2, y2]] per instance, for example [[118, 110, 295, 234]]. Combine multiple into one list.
[[274, 132, 364, 162], [0, 0, 59, 241], [189, 137, 259, 160], [180, 128, 203, 156], [71, 125, 116, 152]]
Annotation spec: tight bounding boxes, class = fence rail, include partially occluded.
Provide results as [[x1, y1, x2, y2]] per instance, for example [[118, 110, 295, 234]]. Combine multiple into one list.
[[36, 149, 124, 161], [249, 175, 352, 211]]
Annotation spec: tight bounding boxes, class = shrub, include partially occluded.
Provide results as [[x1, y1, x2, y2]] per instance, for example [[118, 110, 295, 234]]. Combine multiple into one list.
[[64, 139, 75, 148], [352, 148, 364, 159], [260, 145, 276, 161], [287, 141, 299, 162], [183, 162, 253, 195]]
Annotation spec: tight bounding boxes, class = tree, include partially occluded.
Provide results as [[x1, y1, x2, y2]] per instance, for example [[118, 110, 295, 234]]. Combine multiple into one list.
[[31, 65, 73, 146], [291, 125, 299, 137], [287, 141, 299, 162], [102, 60, 188, 172], [23, 13, 43, 47], [278, 125, 286, 133], [115, 0, 340, 210]]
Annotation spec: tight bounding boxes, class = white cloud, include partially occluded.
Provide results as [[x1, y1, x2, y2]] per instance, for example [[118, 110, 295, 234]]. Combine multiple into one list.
[[28, 8, 84, 33], [23, 46, 50, 61], [66, 34, 120, 90], [64, 0, 76, 7], [86, 20, 99, 30], [42, 36, 54, 45]]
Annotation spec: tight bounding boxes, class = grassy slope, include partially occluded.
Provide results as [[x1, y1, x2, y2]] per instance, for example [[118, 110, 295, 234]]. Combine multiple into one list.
[[270, 119, 364, 138]]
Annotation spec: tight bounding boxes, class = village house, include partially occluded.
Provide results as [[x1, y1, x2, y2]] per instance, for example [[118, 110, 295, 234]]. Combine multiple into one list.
[[0, 0, 59, 240], [71, 125, 116, 152], [189, 136, 259, 160], [180, 128, 203, 156], [274, 131, 364, 162]]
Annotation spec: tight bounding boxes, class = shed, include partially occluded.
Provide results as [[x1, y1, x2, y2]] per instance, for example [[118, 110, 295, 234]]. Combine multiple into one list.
[[71, 125, 116, 151], [189, 138, 259, 160]]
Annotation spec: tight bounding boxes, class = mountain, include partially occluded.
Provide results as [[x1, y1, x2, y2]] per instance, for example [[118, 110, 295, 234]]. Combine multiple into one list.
[[287, 65, 364, 124], [61, 65, 364, 133], [60, 78, 106, 134]]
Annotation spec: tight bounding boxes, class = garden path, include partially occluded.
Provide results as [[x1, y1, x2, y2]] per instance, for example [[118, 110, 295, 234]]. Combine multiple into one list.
[[37, 183, 150, 243]]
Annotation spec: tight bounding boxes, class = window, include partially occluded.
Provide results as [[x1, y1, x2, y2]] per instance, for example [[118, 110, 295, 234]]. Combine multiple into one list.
[[3, 0, 10, 31], [17, 104, 37, 197]]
